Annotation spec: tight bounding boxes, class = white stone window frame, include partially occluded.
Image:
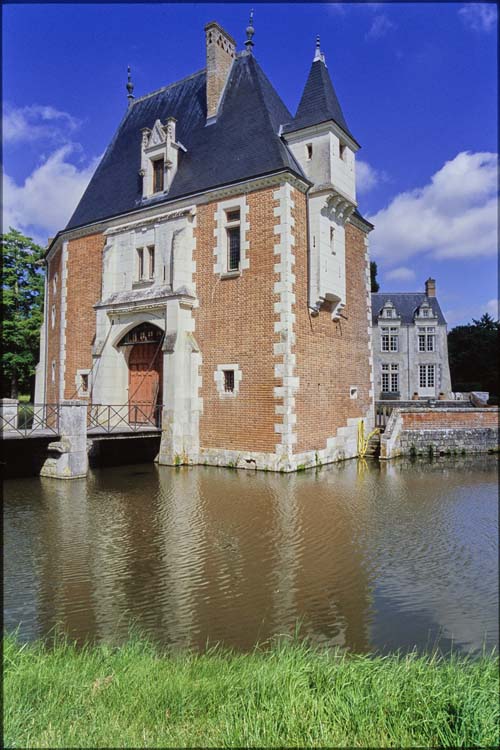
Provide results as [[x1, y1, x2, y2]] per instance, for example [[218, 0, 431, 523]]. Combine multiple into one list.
[[381, 363, 399, 393], [214, 364, 242, 398], [213, 197, 249, 278], [419, 363, 436, 388], [75, 368, 91, 399], [417, 326, 436, 352], [380, 326, 399, 352]]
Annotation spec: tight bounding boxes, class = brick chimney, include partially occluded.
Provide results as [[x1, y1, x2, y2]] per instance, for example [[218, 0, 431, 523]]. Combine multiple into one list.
[[205, 22, 236, 121], [425, 277, 436, 297]]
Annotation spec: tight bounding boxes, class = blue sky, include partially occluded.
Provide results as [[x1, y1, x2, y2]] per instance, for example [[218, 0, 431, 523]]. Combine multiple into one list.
[[3, 2, 498, 326]]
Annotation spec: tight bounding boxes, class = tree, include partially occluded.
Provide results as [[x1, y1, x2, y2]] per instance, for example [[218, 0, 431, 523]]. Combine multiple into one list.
[[370, 261, 380, 292], [448, 314, 500, 399], [1, 229, 45, 398]]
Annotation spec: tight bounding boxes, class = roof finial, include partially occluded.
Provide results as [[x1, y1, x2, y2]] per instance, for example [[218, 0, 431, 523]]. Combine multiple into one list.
[[126, 65, 135, 107], [245, 8, 255, 52], [313, 35, 326, 66]]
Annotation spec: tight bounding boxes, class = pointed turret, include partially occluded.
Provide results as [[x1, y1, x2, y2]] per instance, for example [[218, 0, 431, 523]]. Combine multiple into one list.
[[283, 38, 357, 145]]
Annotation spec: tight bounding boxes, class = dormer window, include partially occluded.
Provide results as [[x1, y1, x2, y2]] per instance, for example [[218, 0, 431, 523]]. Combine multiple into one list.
[[140, 117, 185, 200], [153, 158, 164, 193]]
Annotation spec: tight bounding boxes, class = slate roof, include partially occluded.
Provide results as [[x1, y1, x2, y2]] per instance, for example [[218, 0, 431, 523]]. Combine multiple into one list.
[[282, 59, 358, 145], [371, 293, 447, 325], [66, 54, 307, 231]]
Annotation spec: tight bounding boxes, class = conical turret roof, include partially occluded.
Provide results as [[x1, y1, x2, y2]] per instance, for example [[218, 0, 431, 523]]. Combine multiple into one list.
[[283, 56, 358, 145]]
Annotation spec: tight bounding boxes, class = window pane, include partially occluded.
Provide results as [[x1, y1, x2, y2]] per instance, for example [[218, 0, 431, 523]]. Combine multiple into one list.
[[137, 248, 144, 279], [227, 227, 240, 270], [153, 160, 164, 192], [390, 371, 399, 392], [148, 246, 155, 278], [223, 370, 235, 392], [428, 365, 435, 387], [226, 209, 240, 223]]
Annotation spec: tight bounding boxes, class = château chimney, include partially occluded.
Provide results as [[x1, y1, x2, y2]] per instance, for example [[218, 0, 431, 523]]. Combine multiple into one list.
[[205, 21, 236, 122], [425, 277, 436, 297]]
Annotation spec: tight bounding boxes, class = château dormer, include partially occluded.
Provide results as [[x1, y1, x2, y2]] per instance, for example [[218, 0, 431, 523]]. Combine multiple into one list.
[[415, 299, 437, 320], [379, 300, 399, 320], [140, 118, 186, 200]]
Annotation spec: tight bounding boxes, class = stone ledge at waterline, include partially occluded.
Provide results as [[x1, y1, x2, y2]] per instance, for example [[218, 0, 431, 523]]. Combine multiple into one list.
[[4, 634, 499, 749], [381, 407, 499, 459]]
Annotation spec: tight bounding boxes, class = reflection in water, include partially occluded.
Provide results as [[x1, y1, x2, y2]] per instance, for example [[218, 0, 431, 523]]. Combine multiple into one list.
[[4, 456, 498, 655]]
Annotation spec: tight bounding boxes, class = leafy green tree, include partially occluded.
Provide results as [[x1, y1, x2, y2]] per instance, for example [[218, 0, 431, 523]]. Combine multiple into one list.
[[448, 313, 500, 399], [370, 261, 380, 292], [1, 229, 45, 398]]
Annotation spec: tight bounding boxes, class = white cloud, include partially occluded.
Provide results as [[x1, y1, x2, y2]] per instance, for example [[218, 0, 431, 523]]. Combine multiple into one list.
[[3, 145, 101, 245], [356, 159, 388, 194], [365, 14, 395, 40], [384, 267, 416, 283], [3, 103, 81, 145], [458, 4, 497, 32], [368, 151, 498, 264], [486, 299, 499, 319]]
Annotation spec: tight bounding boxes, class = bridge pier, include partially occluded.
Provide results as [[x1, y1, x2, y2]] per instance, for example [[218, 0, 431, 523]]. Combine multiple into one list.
[[40, 400, 88, 479], [0, 398, 19, 432]]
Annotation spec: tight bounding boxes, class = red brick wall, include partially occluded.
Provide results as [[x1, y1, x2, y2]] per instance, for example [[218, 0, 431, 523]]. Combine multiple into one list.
[[402, 409, 499, 429], [294, 210, 372, 453], [194, 187, 280, 452], [46, 248, 62, 404], [63, 234, 105, 399]]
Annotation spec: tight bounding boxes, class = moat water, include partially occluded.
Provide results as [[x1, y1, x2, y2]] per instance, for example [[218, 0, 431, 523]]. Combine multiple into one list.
[[4, 456, 498, 655]]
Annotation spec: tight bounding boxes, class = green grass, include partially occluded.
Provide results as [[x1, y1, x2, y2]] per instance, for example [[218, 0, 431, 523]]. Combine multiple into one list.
[[4, 633, 498, 748]]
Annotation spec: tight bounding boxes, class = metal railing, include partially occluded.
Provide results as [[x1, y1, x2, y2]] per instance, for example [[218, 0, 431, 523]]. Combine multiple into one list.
[[87, 403, 162, 433], [375, 402, 394, 430], [0, 403, 60, 438]]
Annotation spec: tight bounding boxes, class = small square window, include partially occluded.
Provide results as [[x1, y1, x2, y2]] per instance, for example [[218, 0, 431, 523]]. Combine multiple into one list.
[[80, 373, 89, 393], [223, 370, 235, 393], [226, 209, 240, 223]]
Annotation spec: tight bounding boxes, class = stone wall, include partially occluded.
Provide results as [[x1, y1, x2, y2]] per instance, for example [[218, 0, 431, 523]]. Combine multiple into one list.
[[381, 407, 499, 459]]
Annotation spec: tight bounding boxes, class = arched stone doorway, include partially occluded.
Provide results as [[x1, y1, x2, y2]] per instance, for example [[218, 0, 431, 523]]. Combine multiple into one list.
[[118, 323, 164, 424]]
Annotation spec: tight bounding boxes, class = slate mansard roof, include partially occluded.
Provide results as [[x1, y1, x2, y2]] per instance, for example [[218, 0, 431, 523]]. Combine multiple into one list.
[[282, 59, 357, 145], [67, 54, 306, 231], [371, 293, 447, 326]]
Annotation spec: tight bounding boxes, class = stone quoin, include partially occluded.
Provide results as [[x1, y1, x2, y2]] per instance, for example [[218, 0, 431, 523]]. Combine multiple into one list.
[[35, 20, 375, 471]]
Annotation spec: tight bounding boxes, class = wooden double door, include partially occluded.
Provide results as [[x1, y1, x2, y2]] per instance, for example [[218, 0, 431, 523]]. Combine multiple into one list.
[[128, 343, 163, 423]]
